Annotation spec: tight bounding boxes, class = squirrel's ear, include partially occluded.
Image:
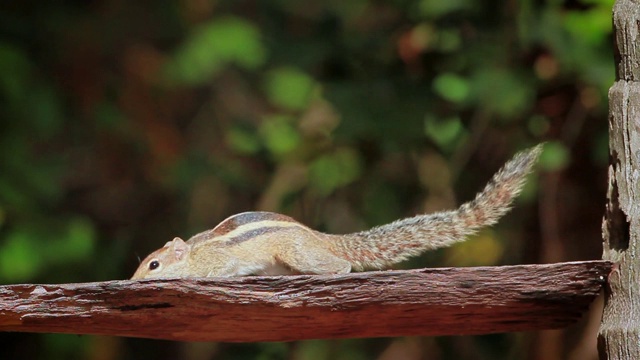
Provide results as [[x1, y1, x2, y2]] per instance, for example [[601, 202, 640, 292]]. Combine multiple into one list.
[[163, 237, 179, 247], [171, 237, 189, 261]]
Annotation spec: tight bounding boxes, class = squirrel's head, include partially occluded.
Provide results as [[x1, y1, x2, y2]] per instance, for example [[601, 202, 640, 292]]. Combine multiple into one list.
[[131, 237, 191, 279]]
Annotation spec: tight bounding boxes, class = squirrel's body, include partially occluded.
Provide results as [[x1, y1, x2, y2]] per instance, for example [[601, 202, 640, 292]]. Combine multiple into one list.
[[131, 144, 543, 279]]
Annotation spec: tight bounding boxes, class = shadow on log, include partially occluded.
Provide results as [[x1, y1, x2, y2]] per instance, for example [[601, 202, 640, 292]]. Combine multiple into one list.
[[0, 260, 611, 342]]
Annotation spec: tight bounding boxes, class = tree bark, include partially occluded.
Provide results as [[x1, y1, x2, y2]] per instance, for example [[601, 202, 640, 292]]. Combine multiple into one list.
[[598, 1, 640, 359], [0, 261, 610, 342]]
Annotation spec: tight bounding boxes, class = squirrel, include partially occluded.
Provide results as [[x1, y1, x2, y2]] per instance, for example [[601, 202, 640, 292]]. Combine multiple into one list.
[[131, 144, 543, 279]]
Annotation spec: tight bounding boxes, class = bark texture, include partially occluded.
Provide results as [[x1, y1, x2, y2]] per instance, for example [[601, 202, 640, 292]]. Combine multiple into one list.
[[598, 1, 640, 358], [0, 261, 610, 342]]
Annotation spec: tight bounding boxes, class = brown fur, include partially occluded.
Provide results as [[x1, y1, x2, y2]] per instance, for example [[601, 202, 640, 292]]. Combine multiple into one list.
[[131, 144, 542, 279], [326, 144, 543, 270]]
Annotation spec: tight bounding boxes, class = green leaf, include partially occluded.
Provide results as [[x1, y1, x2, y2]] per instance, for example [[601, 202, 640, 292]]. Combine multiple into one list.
[[437, 29, 462, 52], [309, 149, 362, 195], [424, 115, 464, 149], [60, 218, 96, 261], [0, 218, 96, 282], [432, 73, 469, 103], [168, 16, 267, 84], [471, 68, 534, 118], [264, 67, 316, 110], [563, 8, 612, 45], [0, 230, 42, 281], [539, 141, 570, 171], [259, 115, 301, 156], [226, 126, 261, 154], [527, 115, 550, 137]]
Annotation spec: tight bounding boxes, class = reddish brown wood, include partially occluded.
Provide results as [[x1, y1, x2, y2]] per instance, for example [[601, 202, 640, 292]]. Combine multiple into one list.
[[0, 261, 611, 342]]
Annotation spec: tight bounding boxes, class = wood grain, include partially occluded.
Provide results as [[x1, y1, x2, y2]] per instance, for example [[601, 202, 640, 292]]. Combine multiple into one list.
[[0, 261, 611, 342], [598, 1, 640, 358]]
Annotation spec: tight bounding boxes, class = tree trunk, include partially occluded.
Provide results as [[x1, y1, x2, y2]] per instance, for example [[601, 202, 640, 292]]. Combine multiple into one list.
[[598, 1, 640, 359]]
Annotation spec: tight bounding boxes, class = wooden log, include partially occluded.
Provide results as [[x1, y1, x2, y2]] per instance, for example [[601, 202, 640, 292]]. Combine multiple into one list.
[[0, 260, 611, 342], [598, 1, 640, 359]]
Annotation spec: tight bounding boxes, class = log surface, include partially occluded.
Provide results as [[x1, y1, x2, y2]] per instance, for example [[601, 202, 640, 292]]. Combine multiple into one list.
[[598, 1, 640, 358], [0, 261, 611, 342]]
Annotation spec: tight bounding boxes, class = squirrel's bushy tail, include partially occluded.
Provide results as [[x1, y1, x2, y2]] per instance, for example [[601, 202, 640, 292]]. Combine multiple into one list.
[[330, 144, 543, 270]]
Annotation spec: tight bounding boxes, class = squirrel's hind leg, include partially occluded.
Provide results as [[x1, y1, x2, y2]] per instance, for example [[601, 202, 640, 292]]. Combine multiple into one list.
[[276, 243, 351, 275]]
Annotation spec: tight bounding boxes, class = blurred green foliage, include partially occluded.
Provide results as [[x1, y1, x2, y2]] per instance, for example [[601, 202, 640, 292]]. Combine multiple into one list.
[[168, 16, 267, 84], [0, 217, 94, 282], [264, 67, 317, 110], [539, 141, 572, 171], [0, 0, 612, 359], [309, 148, 363, 195]]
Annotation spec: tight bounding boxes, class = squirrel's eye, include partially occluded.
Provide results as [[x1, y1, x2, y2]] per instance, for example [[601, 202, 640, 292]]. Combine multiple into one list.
[[149, 260, 160, 270]]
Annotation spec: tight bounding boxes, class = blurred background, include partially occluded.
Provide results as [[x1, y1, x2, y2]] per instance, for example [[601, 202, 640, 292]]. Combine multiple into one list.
[[0, 0, 612, 359]]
